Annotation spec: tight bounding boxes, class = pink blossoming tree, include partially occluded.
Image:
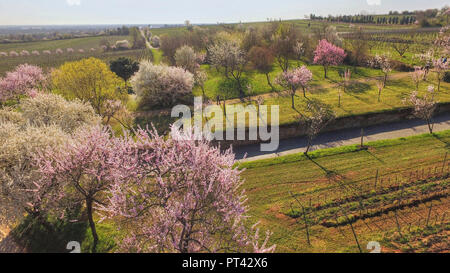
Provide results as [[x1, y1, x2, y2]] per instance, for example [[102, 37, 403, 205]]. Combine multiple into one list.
[[369, 54, 392, 88], [36, 126, 131, 252], [100, 126, 276, 253], [313, 40, 346, 79], [0, 64, 46, 103], [276, 66, 313, 108]]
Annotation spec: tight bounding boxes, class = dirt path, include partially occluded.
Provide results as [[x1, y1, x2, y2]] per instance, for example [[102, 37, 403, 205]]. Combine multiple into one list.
[[139, 28, 154, 50]]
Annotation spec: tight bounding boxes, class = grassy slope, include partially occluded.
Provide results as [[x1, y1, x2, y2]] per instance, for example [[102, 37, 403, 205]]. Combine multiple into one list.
[[140, 26, 445, 130], [136, 64, 449, 133], [239, 130, 450, 252], [193, 62, 450, 127]]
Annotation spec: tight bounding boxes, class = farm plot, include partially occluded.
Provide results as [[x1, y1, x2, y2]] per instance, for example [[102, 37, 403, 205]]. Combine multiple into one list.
[[0, 36, 152, 75], [240, 131, 450, 253]]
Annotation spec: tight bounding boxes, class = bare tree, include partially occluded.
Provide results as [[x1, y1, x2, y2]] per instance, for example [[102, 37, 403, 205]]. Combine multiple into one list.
[[369, 54, 392, 88], [376, 80, 384, 102], [302, 101, 336, 155], [404, 86, 438, 134], [433, 58, 449, 93], [411, 68, 425, 91], [391, 42, 411, 58]]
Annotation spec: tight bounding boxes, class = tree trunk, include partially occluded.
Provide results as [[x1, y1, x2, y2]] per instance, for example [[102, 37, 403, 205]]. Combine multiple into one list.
[[305, 138, 312, 155], [324, 66, 328, 79], [236, 77, 244, 99], [383, 74, 387, 88], [360, 128, 364, 148], [427, 119, 434, 134], [86, 198, 99, 253], [302, 87, 306, 98], [266, 73, 275, 91], [291, 88, 297, 109]]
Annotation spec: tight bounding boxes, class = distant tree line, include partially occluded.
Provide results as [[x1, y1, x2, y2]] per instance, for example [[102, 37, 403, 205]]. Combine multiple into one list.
[[105, 26, 131, 36], [309, 6, 449, 27], [310, 14, 416, 25]]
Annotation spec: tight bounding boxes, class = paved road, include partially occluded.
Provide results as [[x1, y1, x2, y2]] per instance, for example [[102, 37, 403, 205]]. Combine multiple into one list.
[[235, 112, 450, 162]]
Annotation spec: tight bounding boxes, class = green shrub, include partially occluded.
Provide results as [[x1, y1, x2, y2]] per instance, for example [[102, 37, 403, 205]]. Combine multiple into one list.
[[11, 207, 87, 253]]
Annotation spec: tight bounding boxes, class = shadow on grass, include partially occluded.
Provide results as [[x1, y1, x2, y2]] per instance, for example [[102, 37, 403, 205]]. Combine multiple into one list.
[[10, 207, 87, 253], [306, 154, 337, 178], [309, 83, 331, 95], [306, 153, 363, 194], [364, 149, 385, 163], [346, 82, 371, 94], [432, 133, 450, 149], [7, 206, 118, 253]]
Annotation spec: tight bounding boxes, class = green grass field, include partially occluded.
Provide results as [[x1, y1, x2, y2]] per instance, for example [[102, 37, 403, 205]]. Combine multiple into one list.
[[135, 24, 446, 131], [136, 63, 449, 133], [239, 130, 450, 253]]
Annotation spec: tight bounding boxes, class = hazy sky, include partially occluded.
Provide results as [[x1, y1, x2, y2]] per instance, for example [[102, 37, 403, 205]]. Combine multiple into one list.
[[0, 0, 448, 25]]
